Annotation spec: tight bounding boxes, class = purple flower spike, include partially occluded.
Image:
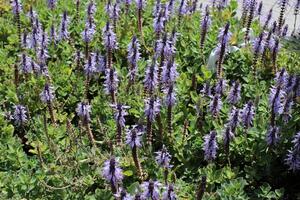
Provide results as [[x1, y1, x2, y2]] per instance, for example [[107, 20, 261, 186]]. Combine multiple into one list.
[[209, 94, 222, 116], [50, 24, 57, 43], [200, 82, 211, 96], [11, 0, 22, 15], [126, 125, 143, 149], [200, 6, 211, 49], [164, 84, 176, 107], [144, 97, 160, 122], [136, 0, 145, 10], [218, 23, 232, 45], [262, 8, 272, 30], [141, 180, 161, 200], [104, 68, 119, 95], [227, 81, 241, 105], [48, 0, 57, 10], [281, 25, 288, 37], [282, 94, 293, 122], [162, 184, 176, 200], [19, 53, 32, 74], [59, 11, 70, 41], [256, 1, 263, 17], [76, 102, 92, 123], [127, 36, 141, 82], [40, 83, 55, 103], [111, 104, 130, 128], [13, 105, 27, 126], [240, 101, 255, 129], [269, 85, 285, 115], [215, 78, 227, 96], [223, 125, 234, 152], [102, 21, 118, 50], [93, 51, 106, 73], [253, 32, 265, 55], [162, 58, 178, 85], [203, 130, 218, 161], [292, 132, 300, 152], [275, 68, 288, 87], [285, 75, 296, 95], [178, 0, 187, 16], [84, 54, 96, 77], [285, 149, 300, 171], [102, 157, 123, 188], [144, 61, 158, 93], [153, 10, 165, 34], [266, 126, 280, 146], [114, 188, 133, 200], [228, 107, 240, 133], [155, 145, 172, 168]]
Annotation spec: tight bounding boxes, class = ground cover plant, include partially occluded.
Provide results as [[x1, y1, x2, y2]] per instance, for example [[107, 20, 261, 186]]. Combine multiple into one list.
[[0, 0, 300, 199]]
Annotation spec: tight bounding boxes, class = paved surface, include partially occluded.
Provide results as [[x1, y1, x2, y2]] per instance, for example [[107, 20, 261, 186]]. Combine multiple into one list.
[[199, 0, 297, 33]]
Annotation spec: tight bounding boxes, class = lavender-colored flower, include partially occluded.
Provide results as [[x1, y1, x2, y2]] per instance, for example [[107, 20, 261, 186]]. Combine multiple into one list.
[[11, 0, 22, 15], [37, 29, 49, 62], [102, 21, 118, 50], [294, 76, 300, 97], [144, 61, 158, 92], [282, 94, 293, 122], [105, 0, 112, 15], [285, 75, 296, 95], [93, 51, 106, 73], [285, 149, 300, 171], [292, 132, 300, 152], [262, 8, 272, 30], [59, 11, 70, 40], [82, 25, 96, 43], [111, 2, 121, 21], [209, 94, 222, 116], [200, 82, 211, 96], [164, 84, 176, 107], [111, 104, 130, 128], [48, 0, 56, 10], [13, 105, 27, 126], [167, 0, 175, 17], [200, 6, 211, 49], [153, 0, 161, 17], [281, 25, 288, 37], [76, 102, 92, 122], [102, 157, 123, 187], [269, 85, 285, 115], [21, 32, 30, 49], [162, 58, 178, 85], [40, 83, 55, 103], [162, 184, 176, 200], [163, 32, 177, 60], [19, 53, 32, 74], [104, 68, 119, 94], [27, 7, 38, 28], [126, 125, 143, 148], [39, 63, 49, 76], [144, 97, 160, 122], [218, 23, 232, 45], [50, 24, 57, 43], [114, 188, 133, 200], [215, 78, 227, 96], [228, 107, 240, 132], [141, 180, 161, 200], [203, 131, 218, 161], [275, 68, 288, 87], [127, 36, 141, 82], [153, 11, 165, 34], [30, 58, 40, 74], [240, 101, 255, 129], [178, 0, 187, 16], [227, 81, 241, 105], [155, 145, 172, 168], [252, 32, 265, 55], [266, 125, 280, 146], [84, 54, 97, 77], [136, 0, 145, 10], [223, 125, 234, 150], [256, 1, 263, 17]]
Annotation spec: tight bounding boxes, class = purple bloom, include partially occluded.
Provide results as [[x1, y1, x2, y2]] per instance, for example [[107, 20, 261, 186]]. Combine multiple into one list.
[[93, 51, 106, 73], [84, 54, 97, 77], [114, 188, 133, 200], [164, 84, 176, 107], [141, 180, 161, 200], [227, 81, 241, 104], [292, 132, 300, 152], [13, 105, 27, 126], [82, 25, 96, 43], [285, 149, 300, 171], [209, 94, 222, 116], [178, 0, 187, 16], [167, 0, 175, 17], [218, 23, 231, 45], [223, 125, 234, 150], [269, 85, 285, 115], [215, 78, 227, 96], [240, 101, 255, 129], [126, 125, 143, 148], [21, 32, 30, 49], [102, 157, 123, 188], [153, 11, 165, 34], [200, 82, 211, 96], [155, 145, 172, 168], [262, 8, 272, 30], [144, 61, 158, 92], [40, 83, 55, 103], [127, 36, 141, 82], [200, 6, 211, 49], [50, 24, 57, 43], [282, 94, 293, 122], [136, 0, 145, 10], [104, 68, 119, 95], [111, 2, 121, 21], [82, 2, 97, 43], [275, 68, 288, 87], [203, 131, 218, 161], [266, 125, 280, 146], [256, 1, 263, 16], [59, 11, 70, 40], [253, 32, 265, 55], [30, 58, 40, 74], [162, 58, 177, 85], [11, 0, 22, 15], [163, 32, 177, 60], [102, 21, 118, 50], [76, 102, 92, 122], [19, 53, 32, 74], [281, 25, 288, 37], [228, 107, 240, 132], [153, 0, 161, 17], [162, 184, 176, 200], [87, 0, 97, 16], [144, 97, 160, 122], [48, 0, 56, 10], [111, 104, 130, 128]]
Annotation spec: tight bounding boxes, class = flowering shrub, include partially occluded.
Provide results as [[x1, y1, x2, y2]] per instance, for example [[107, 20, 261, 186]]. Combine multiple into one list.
[[0, 0, 300, 199]]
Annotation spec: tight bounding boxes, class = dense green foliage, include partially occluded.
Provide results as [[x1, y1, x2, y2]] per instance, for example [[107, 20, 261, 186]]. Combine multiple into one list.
[[0, 0, 300, 199]]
